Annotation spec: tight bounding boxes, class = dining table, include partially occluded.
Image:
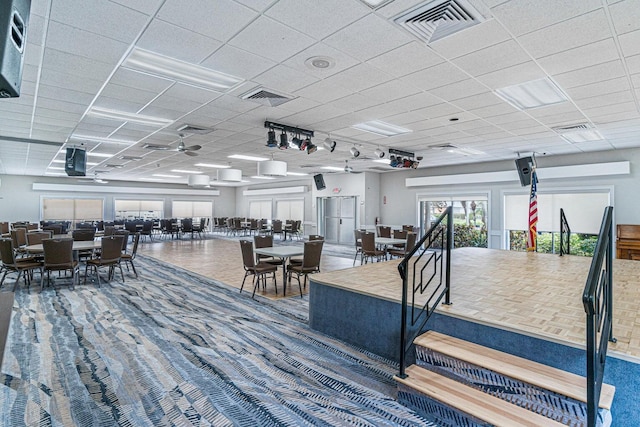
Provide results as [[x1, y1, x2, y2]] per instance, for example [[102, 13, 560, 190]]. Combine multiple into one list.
[[253, 245, 304, 296], [25, 239, 102, 254]]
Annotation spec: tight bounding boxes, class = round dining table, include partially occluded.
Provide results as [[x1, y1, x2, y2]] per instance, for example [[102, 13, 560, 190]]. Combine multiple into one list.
[[25, 240, 102, 254]]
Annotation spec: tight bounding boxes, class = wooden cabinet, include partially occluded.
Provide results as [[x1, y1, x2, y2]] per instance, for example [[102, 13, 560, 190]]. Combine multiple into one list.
[[616, 224, 640, 260]]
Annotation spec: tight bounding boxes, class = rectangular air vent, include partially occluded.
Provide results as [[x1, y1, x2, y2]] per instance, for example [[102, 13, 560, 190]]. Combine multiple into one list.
[[105, 164, 125, 168], [176, 124, 215, 134], [551, 123, 592, 133], [120, 155, 143, 161], [394, 0, 485, 44], [242, 88, 293, 107]]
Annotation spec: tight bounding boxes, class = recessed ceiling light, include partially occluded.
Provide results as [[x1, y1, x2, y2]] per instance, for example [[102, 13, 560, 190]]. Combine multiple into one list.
[[153, 174, 182, 178], [228, 154, 269, 162], [139, 178, 165, 182], [305, 56, 336, 70], [561, 130, 604, 143], [351, 120, 412, 137], [87, 107, 173, 127], [122, 48, 244, 92], [194, 163, 231, 169], [86, 152, 113, 158], [48, 166, 65, 170], [495, 78, 568, 110], [45, 172, 66, 176], [322, 166, 344, 172], [286, 172, 309, 176], [68, 135, 136, 145], [251, 175, 276, 180], [170, 169, 202, 174], [373, 159, 391, 164]]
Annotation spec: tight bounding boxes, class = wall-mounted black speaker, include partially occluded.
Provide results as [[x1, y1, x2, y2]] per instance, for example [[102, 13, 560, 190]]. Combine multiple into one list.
[[0, 0, 31, 98], [515, 156, 534, 187], [313, 173, 326, 190], [65, 148, 86, 177]]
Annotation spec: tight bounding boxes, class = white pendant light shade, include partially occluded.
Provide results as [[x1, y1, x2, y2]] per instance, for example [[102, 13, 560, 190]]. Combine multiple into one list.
[[188, 174, 211, 187], [217, 168, 242, 182], [258, 160, 287, 177]]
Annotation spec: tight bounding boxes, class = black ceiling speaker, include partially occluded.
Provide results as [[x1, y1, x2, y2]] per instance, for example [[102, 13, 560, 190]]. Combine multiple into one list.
[[515, 156, 534, 187], [0, 0, 31, 98], [313, 173, 326, 190], [65, 147, 86, 177]]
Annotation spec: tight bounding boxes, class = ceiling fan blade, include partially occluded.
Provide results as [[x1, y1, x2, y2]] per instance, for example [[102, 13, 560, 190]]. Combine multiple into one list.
[[184, 150, 199, 157], [184, 144, 202, 151]]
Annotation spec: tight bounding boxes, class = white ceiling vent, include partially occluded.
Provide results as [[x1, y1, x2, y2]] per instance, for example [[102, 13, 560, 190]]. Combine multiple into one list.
[[176, 124, 215, 134], [394, 0, 485, 44], [551, 123, 592, 133], [241, 88, 293, 107]]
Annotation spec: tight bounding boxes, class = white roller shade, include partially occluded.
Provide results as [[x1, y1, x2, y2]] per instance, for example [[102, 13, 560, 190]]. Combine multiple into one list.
[[140, 200, 163, 211], [249, 201, 272, 219], [192, 201, 212, 217], [43, 198, 74, 220], [76, 199, 103, 220], [172, 201, 192, 218]]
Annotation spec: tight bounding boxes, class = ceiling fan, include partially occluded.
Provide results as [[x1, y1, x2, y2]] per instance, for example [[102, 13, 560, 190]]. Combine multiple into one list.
[[78, 173, 108, 184], [344, 159, 363, 174], [144, 133, 202, 157]]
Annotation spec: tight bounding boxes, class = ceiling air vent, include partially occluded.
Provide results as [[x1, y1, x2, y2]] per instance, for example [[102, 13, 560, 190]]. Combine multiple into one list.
[[120, 155, 143, 161], [241, 88, 293, 107], [551, 123, 592, 133], [394, 0, 485, 44], [176, 124, 214, 135]]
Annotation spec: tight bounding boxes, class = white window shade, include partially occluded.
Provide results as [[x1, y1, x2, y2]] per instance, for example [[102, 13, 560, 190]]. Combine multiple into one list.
[[140, 200, 163, 212], [192, 201, 212, 217], [115, 200, 142, 211], [276, 200, 304, 221], [249, 201, 272, 219], [172, 201, 193, 218], [504, 192, 609, 234], [76, 199, 103, 220], [43, 198, 74, 220]]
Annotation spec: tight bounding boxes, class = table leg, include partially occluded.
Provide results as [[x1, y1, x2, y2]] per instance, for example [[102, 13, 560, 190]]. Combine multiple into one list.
[[282, 257, 288, 296]]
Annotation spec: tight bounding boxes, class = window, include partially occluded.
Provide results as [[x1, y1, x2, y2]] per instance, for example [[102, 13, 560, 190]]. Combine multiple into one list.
[[42, 198, 104, 222], [504, 190, 610, 255], [419, 194, 488, 248], [115, 199, 163, 221], [249, 200, 272, 220], [276, 199, 304, 222], [172, 201, 212, 220]]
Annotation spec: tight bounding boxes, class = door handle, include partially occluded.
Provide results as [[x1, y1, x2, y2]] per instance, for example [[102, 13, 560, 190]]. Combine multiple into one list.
[[340, 219, 342, 224]]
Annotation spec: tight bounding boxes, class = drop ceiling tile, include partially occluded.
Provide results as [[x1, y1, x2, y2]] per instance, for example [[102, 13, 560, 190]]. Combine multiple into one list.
[[627, 54, 640, 74], [403, 62, 469, 91], [573, 141, 615, 152], [109, 0, 163, 15], [229, 16, 316, 63], [42, 48, 113, 81], [453, 39, 531, 77], [136, 19, 223, 63], [330, 94, 384, 113], [518, 9, 612, 58], [491, 0, 602, 37], [323, 63, 394, 94], [619, 29, 640, 57], [359, 80, 421, 103], [609, 0, 640, 35], [469, 101, 520, 119], [477, 61, 547, 90], [323, 14, 413, 62], [283, 42, 361, 79], [366, 41, 444, 78], [565, 76, 630, 100], [99, 83, 159, 105], [163, 83, 221, 105], [37, 98, 91, 115], [50, 0, 148, 43], [157, 0, 257, 42], [266, 0, 366, 40], [254, 64, 319, 93], [201, 45, 278, 81], [429, 19, 512, 59], [536, 38, 619, 75], [450, 91, 502, 111], [412, 102, 464, 122], [583, 101, 638, 118], [554, 60, 627, 90], [46, 21, 129, 64], [293, 79, 352, 104], [428, 79, 489, 102]]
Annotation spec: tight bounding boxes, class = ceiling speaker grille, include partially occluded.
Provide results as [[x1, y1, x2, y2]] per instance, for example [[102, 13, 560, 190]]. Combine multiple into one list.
[[394, 0, 485, 44], [242, 88, 292, 107]]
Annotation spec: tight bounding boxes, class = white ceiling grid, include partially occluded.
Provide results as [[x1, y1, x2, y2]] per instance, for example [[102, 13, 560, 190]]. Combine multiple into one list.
[[0, 0, 638, 186]]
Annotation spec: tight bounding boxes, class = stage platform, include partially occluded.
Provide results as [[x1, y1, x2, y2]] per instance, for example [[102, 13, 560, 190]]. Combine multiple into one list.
[[309, 247, 640, 426]]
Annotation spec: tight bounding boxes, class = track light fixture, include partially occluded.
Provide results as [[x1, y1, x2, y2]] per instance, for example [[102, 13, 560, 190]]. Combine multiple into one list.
[[264, 121, 318, 154], [266, 128, 277, 148], [388, 148, 420, 168], [323, 137, 337, 152], [279, 131, 288, 150], [350, 146, 360, 158], [374, 147, 385, 158]]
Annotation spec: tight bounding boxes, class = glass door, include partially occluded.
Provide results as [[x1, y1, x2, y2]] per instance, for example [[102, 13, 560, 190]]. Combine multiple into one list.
[[320, 196, 356, 244]]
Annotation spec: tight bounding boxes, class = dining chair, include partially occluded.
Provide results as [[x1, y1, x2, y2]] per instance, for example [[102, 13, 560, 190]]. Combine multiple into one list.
[[290, 235, 324, 268], [361, 232, 386, 264], [388, 232, 417, 259], [0, 238, 42, 291], [41, 238, 78, 291], [353, 229, 364, 266], [376, 225, 391, 238], [254, 235, 281, 267], [239, 240, 277, 298], [10, 228, 28, 256], [392, 230, 408, 249], [84, 235, 125, 287], [287, 240, 323, 297], [120, 232, 140, 278], [72, 228, 96, 262], [271, 220, 283, 240]]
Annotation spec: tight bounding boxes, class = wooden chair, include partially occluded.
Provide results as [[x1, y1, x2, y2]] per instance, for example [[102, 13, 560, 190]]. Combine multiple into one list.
[[239, 240, 277, 298], [287, 240, 323, 297], [388, 232, 417, 259], [254, 235, 281, 267], [271, 220, 284, 240], [10, 228, 28, 257], [72, 228, 96, 262], [353, 229, 364, 266], [377, 225, 391, 238], [392, 230, 407, 249], [120, 232, 140, 278], [84, 235, 125, 287], [41, 238, 78, 291], [290, 235, 323, 267], [0, 238, 42, 291], [361, 231, 386, 264]]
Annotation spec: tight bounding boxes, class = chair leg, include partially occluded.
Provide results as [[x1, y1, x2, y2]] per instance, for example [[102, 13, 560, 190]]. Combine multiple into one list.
[[118, 263, 125, 282], [129, 260, 138, 278], [240, 270, 250, 293], [13, 270, 23, 292]]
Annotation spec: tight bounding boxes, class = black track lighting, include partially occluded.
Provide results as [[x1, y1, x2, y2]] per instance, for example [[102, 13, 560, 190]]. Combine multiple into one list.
[[279, 132, 288, 150], [266, 129, 277, 148]]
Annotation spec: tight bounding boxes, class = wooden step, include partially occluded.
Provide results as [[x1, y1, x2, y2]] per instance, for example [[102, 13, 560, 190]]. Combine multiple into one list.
[[396, 365, 566, 427], [415, 330, 615, 409]]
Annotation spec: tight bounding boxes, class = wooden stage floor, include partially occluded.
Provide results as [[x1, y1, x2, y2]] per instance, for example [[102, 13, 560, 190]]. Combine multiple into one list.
[[312, 247, 640, 362]]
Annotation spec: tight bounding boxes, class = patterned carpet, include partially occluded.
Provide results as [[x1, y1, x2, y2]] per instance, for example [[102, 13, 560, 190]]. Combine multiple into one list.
[[0, 255, 434, 426]]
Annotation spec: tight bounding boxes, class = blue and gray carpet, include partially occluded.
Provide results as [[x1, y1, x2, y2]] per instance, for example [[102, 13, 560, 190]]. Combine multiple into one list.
[[1, 255, 434, 426]]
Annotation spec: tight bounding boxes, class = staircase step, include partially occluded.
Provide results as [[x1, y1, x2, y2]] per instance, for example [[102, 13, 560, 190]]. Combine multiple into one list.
[[396, 365, 566, 427], [414, 331, 615, 410]]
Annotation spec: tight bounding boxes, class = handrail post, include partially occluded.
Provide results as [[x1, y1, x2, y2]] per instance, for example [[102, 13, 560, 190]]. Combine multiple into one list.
[[398, 267, 408, 378], [444, 207, 453, 305]]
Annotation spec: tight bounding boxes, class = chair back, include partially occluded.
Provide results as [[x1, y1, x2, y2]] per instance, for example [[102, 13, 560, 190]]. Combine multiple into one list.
[[43, 224, 63, 235], [303, 240, 324, 269], [142, 221, 153, 232], [377, 225, 391, 238], [72, 229, 96, 241], [393, 230, 407, 239], [0, 238, 17, 266], [104, 226, 116, 236], [11, 228, 27, 247], [360, 232, 376, 252], [354, 229, 363, 248], [402, 224, 415, 232], [26, 231, 52, 246], [272, 220, 283, 233], [182, 218, 193, 232], [115, 230, 130, 251], [254, 234, 273, 249], [308, 235, 324, 241], [42, 238, 74, 267], [239, 240, 256, 268], [406, 232, 417, 252], [0, 222, 9, 234], [129, 233, 141, 258], [100, 236, 125, 263]]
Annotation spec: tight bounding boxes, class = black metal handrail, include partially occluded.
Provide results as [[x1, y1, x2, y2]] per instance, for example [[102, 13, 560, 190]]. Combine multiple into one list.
[[582, 206, 615, 427], [397, 206, 453, 378], [560, 208, 571, 256]]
